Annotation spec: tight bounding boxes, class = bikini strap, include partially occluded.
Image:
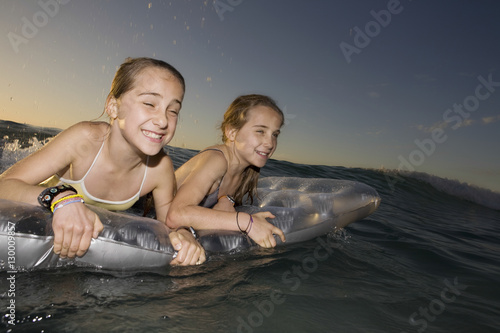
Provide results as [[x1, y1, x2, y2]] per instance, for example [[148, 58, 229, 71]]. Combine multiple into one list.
[[81, 141, 106, 182], [199, 148, 224, 155], [138, 155, 149, 195]]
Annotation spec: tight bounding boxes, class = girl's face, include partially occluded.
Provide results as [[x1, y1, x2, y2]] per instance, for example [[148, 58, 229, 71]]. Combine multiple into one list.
[[230, 106, 282, 168], [108, 67, 184, 156]]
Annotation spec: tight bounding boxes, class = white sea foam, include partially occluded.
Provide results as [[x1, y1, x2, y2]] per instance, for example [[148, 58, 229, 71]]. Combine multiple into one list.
[[0, 137, 48, 173]]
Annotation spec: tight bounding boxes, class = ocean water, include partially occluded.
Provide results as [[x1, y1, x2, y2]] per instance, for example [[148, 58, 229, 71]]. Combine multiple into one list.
[[1, 120, 499, 333]]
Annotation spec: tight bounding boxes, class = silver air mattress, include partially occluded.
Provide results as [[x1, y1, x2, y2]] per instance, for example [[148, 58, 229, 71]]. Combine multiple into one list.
[[0, 177, 380, 272]]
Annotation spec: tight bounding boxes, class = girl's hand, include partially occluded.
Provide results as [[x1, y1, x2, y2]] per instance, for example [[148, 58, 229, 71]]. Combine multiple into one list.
[[52, 202, 104, 258], [169, 229, 206, 266], [245, 212, 286, 248]]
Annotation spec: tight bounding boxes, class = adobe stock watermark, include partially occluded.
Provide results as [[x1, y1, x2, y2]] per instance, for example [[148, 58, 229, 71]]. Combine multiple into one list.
[[385, 73, 499, 192], [7, 0, 71, 54], [340, 0, 408, 64], [282, 106, 296, 126], [235, 236, 340, 333], [213, 0, 244, 21], [400, 277, 467, 333], [5, 221, 17, 326]]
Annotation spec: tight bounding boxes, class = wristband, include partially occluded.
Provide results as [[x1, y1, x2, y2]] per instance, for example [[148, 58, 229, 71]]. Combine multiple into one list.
[[236, 211, 244, 233], [236, 212, 252, 234], [218, 195, 236, 206], [176, 226, 198, 240], [38, 184, 77, 210], [51, 194, 85, 212], [246, 215, 253, 234], [52, 198, 85, 213]]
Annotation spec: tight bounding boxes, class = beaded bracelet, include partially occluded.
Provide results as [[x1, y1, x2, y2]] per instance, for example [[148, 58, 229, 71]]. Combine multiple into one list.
[[51, 194, 85, 212], [38, 184, 77, 210], [52, 198, 85, 213]]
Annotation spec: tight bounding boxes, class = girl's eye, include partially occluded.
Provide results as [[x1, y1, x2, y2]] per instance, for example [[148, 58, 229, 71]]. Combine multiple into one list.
[[168, 110, 179, 116], [144, 103, 154, 108]]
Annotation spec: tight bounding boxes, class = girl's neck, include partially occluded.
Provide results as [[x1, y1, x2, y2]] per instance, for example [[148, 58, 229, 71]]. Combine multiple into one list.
[[222, 142, 249, 176], [105, 125, 146, 172]]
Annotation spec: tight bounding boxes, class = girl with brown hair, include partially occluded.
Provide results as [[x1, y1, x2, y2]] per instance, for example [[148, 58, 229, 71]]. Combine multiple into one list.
[[0, 57, 205, 265], [167, 94, 286, 248]]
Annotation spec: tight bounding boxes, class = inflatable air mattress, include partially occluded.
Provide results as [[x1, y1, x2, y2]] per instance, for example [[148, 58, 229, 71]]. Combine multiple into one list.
[[0, 177, 380, 272]]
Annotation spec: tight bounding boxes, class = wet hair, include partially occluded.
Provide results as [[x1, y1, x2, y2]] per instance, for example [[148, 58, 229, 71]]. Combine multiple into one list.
[[220, 94, 284, 204], [108, 57, 185, 100]]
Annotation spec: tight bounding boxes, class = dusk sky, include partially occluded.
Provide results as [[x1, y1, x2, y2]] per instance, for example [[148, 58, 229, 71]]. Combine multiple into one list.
[[1, 0, 499, 192]]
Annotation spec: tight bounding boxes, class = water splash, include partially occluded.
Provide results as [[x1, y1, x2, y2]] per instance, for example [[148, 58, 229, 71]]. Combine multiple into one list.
[[0, 137, 49, 173]]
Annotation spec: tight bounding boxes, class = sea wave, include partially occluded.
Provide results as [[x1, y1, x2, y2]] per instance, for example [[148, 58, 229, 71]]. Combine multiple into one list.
[[1, 119, 499, 212], [380, 169, 500, 211]]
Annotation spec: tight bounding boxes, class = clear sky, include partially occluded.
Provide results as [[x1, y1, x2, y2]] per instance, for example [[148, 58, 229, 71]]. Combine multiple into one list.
[[1, 0, 499, 192]]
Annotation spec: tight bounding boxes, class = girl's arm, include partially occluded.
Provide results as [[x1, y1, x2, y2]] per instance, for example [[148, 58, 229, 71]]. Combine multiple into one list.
[[166, 151, 286, 248], [0, 122, 104, 257], [150, 154, 206, 265], [0, 122, 98, 202]]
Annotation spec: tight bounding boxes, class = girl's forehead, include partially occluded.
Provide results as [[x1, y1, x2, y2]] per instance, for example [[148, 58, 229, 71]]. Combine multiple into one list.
[[134, 67, 182, 89], [246, 106, 283, 124], [130, 67, 184, 98]]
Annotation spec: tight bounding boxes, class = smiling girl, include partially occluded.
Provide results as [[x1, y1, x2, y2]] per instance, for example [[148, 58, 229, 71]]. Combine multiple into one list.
[[0, 57, 205, 265], [166, 94, 286, 248]]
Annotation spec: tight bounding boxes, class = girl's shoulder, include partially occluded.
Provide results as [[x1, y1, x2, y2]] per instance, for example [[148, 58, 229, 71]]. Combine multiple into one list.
[[188, 145, 228, 175], [146, 150, 175, 190], [174, 145, 227, 184], [65, 121, 109, 138], [188, 145, 227, 172], [58, 121, 109, 147], [40, 121, 107, 152], [198, 145, 228, 162], [144, 149, 176, 184]]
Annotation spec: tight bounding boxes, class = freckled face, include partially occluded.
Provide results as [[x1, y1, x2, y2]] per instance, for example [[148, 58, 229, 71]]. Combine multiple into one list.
[[109, 67, 184, 156], [231, 106, 282, 168]]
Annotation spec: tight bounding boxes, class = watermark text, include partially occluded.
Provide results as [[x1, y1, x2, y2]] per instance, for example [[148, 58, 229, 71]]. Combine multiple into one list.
[[236, 236, 340, 332], [401, 277, 467, 333], [213, 0, 243, 21], [6, 221, 17, 326], [7, 0, 71, 54]]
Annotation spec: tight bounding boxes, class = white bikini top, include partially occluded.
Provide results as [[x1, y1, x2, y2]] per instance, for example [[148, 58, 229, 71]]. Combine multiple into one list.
[[59, 142, 149, 211]]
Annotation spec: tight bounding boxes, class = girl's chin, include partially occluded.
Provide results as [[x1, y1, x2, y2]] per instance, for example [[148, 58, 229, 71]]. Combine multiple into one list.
[[253, 158, 269, 168]]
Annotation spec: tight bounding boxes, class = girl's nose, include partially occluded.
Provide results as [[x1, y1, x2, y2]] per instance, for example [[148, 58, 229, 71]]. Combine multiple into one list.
[[263, 134, 273, 148], [153, 112, 168, 128]]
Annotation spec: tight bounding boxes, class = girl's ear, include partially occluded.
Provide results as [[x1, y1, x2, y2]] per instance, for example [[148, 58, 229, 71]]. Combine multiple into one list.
[[225, 127, 237, 142], [105, 96, 118, 119]]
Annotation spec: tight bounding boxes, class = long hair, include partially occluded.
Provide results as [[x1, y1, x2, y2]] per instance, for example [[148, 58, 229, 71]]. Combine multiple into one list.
[[220, 94, 284, 204]]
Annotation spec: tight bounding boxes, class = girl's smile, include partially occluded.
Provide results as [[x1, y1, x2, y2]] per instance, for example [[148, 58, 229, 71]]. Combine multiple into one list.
[[142, 129, 165, 142], [108, 67, 184, 156], [231, 105, 282, 168]]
